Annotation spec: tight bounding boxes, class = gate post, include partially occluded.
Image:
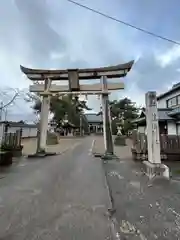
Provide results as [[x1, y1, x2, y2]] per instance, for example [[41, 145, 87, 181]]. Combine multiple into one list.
[[39, 95, 50, 152], [38, 78, 51, 153], [101, 76, 114, 158]]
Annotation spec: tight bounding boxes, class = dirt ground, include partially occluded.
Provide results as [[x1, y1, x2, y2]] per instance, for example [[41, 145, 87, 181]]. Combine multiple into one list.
[[21, 137, 83, 156], [92, 136, 132, 159], [92, 136, 180, 178]]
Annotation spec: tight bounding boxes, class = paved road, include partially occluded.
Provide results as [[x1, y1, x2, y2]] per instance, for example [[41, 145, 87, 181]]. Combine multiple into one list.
[[0, 137, 113, 240]]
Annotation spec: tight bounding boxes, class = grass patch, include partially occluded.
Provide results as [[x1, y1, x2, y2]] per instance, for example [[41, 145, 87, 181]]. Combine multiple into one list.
[[173, 169, 180, 175]]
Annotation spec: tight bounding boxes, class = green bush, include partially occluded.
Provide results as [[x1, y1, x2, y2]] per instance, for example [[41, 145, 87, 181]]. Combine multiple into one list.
[[1, 143, 22, 151], [0, 151, 13, 165], [1, 143, 23, 157]]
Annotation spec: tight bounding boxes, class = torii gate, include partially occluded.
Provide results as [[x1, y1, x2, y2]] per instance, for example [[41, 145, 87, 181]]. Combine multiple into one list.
[[20, 61, 134, 157]]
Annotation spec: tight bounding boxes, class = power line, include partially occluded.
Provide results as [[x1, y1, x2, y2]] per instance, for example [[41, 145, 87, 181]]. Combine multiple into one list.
[[66, 0, 180, 46]]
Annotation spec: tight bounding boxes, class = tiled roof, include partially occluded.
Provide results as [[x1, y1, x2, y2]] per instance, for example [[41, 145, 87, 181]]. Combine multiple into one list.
[[0, 121, 37, 128], [85, 113, 103, 123], [158, 109, 173, 120], [157, 83, 180, 100], [132, 108, 174, 124]]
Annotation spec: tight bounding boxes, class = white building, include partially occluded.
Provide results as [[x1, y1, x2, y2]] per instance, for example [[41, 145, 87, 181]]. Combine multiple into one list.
[[134, 83, 180, 135], [157, 83, 180, 135], [0, 121, 38, 142]]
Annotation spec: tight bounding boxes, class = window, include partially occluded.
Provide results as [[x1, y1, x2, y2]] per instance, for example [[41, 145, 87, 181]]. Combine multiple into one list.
[[167, 97, 177, 108], [176, 124, 180, 135], [177, 95, 180, 105]]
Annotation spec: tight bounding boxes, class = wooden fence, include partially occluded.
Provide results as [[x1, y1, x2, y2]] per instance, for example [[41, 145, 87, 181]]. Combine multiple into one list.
[[1, 130, 22, 148], [131, 131, 180, 161]]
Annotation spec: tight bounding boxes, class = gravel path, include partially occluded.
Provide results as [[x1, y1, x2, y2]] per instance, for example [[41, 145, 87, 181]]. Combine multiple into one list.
[[93, 136, 180, 239], [21, 137, 83, 156]]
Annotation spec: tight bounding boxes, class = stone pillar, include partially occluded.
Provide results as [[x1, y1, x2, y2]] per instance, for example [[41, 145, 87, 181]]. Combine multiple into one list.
[[101, 76, 114, 155], [39, 95, 50, 152], [145, 91, 161, 164], [144, 91, 169, 179], [38, 78, 51, 153]]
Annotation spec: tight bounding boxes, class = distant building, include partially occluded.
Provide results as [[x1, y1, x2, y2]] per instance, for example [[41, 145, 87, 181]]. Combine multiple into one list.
[[132, 108, 171, 135], [0, 121, 37, 141], [133, 82, 180, 135], [85, 113, 103, 133]]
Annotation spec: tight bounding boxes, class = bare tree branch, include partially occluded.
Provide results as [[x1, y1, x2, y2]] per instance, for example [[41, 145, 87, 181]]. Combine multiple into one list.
[[0, 92, 19, 109]]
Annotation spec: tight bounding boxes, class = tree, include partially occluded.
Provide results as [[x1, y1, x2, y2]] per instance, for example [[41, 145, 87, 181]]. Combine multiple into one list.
[[26, 93, 91, 129], [110, 98, 139, 135], [97, 97, 139, 135]]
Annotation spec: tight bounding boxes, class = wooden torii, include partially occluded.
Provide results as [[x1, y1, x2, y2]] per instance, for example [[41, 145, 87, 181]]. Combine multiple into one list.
[[20, 61, 134, 157]]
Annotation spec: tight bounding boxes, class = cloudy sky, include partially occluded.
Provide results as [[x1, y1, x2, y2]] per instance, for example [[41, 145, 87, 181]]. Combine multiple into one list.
[[0, 0, 180, 121]]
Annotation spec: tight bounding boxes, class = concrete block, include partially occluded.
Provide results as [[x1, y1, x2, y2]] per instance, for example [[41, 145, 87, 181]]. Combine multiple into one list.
[[143, 161, 170, 180]]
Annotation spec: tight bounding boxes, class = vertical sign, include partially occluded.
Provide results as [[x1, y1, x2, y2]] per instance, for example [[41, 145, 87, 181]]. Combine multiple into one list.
[[145, 91, 161, 164]]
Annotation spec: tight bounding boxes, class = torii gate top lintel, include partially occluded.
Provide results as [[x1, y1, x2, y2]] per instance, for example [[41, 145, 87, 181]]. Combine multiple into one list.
[[20, 60, 134, 81]]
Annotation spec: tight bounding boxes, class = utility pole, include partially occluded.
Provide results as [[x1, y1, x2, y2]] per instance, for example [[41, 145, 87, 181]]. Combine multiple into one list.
[[4, 108, 7, 121], [0, 102, 3, 121]]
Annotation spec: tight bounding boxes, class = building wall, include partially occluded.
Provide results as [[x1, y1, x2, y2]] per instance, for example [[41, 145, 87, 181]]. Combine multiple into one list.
[[158, 89, 180, 108], [0, 124, 4, 143], [88, 122, 103, 133], [176, 123, 180, 135], [137, 122, 171, 135], [167, 121, 177, 135], [0, 123, 37, 138], [21, 128, 37, 138], [137, 126, 146, 133]]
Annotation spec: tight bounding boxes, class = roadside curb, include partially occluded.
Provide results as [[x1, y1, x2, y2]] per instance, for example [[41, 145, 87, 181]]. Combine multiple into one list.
[[102, 161, 121, 240]]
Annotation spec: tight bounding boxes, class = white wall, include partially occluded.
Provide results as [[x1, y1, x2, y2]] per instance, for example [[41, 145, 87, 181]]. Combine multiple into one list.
[[137, 126, 146, 133], [158, 89, 180, 108], [137, 123, 177, 135], [1, 124, 37, 138], [21, 128, 37, 138], [167, 121, 177, 135], [6, 126, 20, 133], [0, 124, 4, 143]]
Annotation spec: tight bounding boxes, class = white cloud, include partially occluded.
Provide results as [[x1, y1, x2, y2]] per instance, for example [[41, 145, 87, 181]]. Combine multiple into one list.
[[156, 46, 180, 68], [0, 0, 180, 121], [50, 52, 66, 60]]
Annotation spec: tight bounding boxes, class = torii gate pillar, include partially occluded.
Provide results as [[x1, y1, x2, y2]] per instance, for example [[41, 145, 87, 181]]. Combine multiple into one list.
[[101, 76, 114, 155], [38, 79, 51, 153], [39, 95, 50, 152]]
